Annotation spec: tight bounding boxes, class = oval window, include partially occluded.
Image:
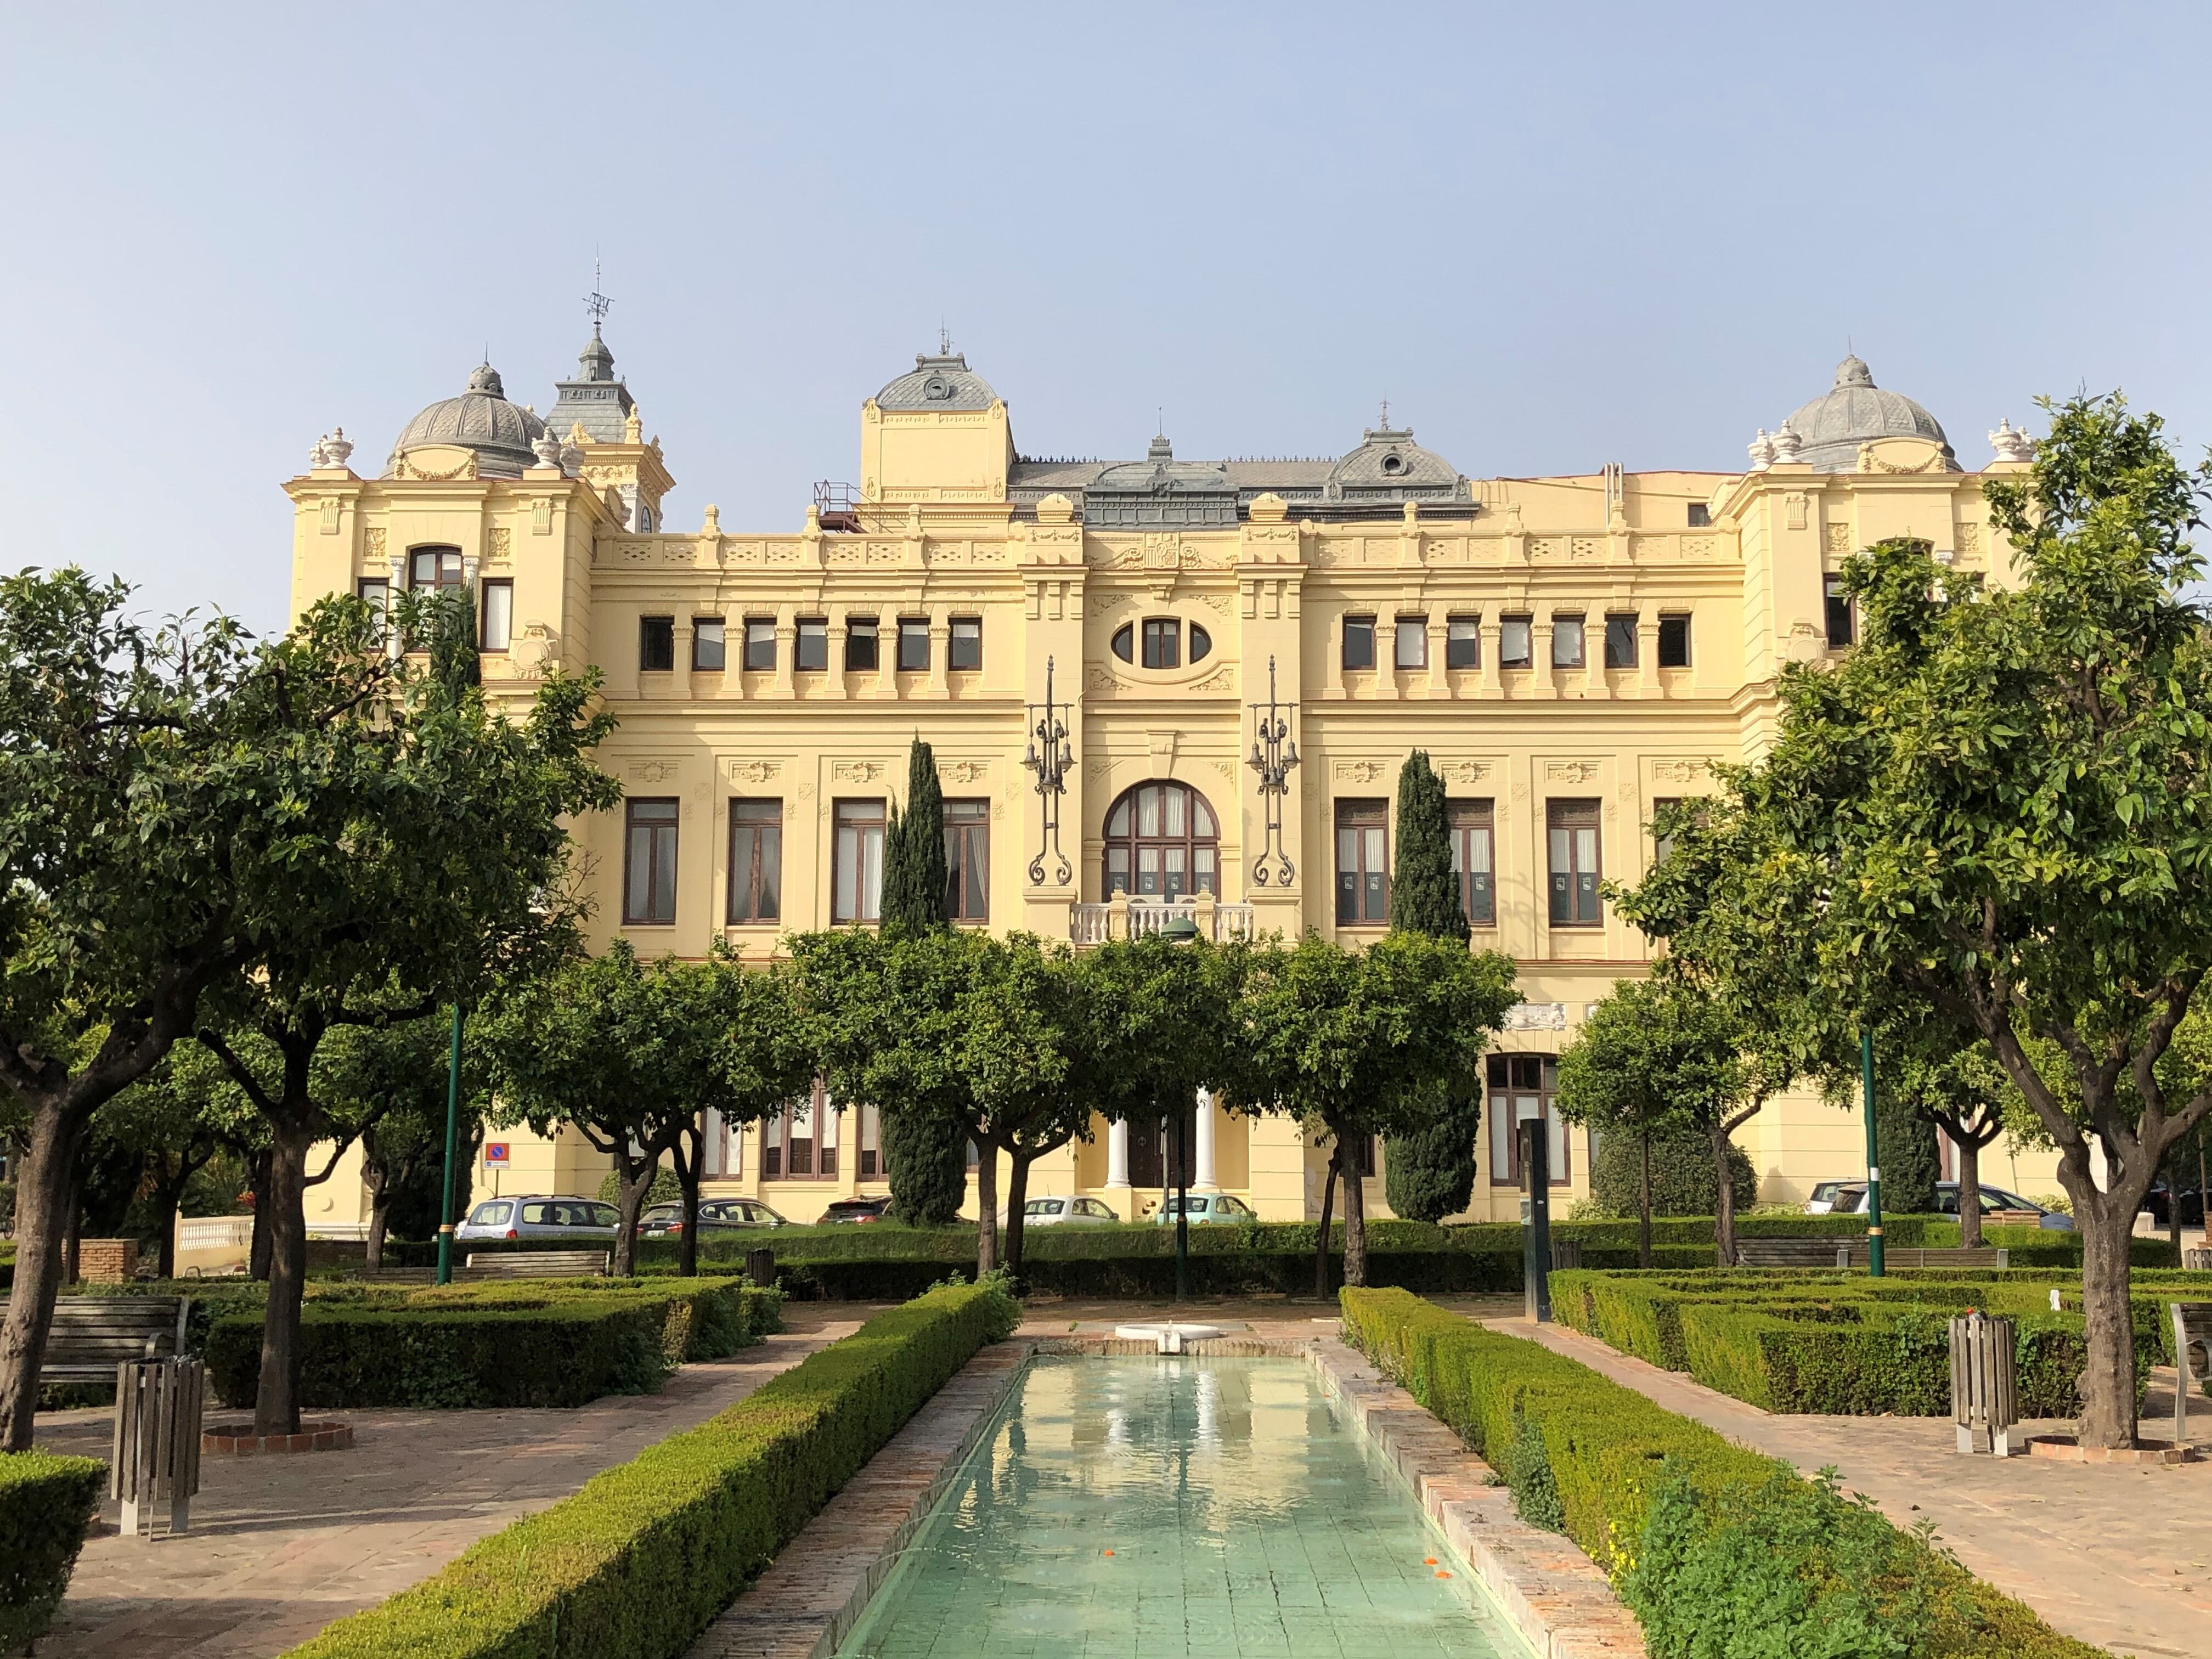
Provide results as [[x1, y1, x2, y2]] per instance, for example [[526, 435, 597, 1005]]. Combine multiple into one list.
[[1189, 623, 1212, 662], [1111, 623, 1134, 663]]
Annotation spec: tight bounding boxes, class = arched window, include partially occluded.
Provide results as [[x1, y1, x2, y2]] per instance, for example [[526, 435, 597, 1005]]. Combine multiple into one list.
[[409, 545, 464, 590], [1103, 781, 1218, 900]]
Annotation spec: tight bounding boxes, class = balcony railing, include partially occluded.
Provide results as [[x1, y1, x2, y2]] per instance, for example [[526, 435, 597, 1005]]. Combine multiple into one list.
[[1069, 896, 1256, 945]]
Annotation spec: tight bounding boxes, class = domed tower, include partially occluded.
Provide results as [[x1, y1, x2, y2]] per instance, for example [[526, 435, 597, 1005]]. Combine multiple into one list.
[[859, 348, 1014, 509], [384, 363, 546, 479], [1778, 355, 1955, 472], [548, 321, 636, 445]]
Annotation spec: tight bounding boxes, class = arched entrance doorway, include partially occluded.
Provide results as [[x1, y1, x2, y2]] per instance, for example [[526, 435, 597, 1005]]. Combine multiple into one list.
[[1102, 780, 1220, 901]]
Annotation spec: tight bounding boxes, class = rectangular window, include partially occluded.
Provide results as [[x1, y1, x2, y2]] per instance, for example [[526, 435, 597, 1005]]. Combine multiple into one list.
[[1657, 613, 1691, 668], [1334, 798, 1389, 926], [832, 799, 886, 924], [897, 618, 930, 673], [856, 1102, 882, 1178], [944, 799, 989, 922], [1651, 796, 1680, 867], [1487, 1054, 1567, 1186], [623, 798, 679, 926], [1342, 615, 1376, 672], [1825, 577, 1855, 648], [357, 578, 391, 639], [795, 618, 829, 673], [1603, 613, 1638, 669], [1143, 618, 1181, 670], [1687, 503, 1712, 528], [1446, 615, 1480, 670], [691, 617, 725, 671], [639, 616, 675, 673], [1547, 799, 1602, 927], [476, 580, 512, 652], [727, 799, 782, 924], [761, 1094, 816, 1180], [1551, 616, 1585, 669], [845, 616, 879, 672], [1500, 615, 1533, 669], [1394, 616, 1427, 669], [742, 618, 776, 673], [1448, 799, 1496, 927], [948, 617, 983, 672]]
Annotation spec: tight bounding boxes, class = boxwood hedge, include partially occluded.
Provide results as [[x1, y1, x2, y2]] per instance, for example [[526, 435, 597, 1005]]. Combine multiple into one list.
[[281, 1278, 1020, 1659], [0, 1450, 105, 1654]]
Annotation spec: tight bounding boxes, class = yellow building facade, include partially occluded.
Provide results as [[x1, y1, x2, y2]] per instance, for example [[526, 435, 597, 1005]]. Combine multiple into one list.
[[285, 334, 2063, 1231]]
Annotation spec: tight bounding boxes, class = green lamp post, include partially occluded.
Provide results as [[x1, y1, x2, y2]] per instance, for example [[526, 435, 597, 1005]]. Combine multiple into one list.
[[1861, 1028, 1885, 1278], [1160, 911, 1200, 1302], [435, 1003, 463, 1286]]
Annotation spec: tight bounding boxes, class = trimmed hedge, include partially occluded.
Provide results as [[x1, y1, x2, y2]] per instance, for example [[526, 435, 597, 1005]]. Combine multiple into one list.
[[1550, 1268, 2169, 1417], [205, 1279, 782, 1410], [1340, 1288, 2100, 1658], [282, 1278, 1020, 1659], [0, 1451, 105, 1654]]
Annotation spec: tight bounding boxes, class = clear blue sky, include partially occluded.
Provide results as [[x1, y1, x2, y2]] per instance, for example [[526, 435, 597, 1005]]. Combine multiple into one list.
[[4, 3, 2207, 631]]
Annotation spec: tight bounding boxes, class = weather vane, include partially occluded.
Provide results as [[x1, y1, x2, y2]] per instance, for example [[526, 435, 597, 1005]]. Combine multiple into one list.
[[585, 255, 613, 333], [939, 319, 951, 356]]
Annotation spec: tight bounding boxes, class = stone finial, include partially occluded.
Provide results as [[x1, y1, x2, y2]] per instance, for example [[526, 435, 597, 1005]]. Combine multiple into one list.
[[623, 407, 643, 444], [311, 427, 354, 471], [531, 428, 565, 470], [701, 504, 720, 535], [1768, 421, 1802, 465], [1747, 428, 1776, 472], [561, 421, 587, 473], [1988, 419, 2034, 464]]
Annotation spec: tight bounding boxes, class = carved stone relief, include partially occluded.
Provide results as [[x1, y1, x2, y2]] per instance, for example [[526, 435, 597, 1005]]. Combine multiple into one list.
[[731, 759, 781, 783], [1504, 1002, 1568, 1031], [1442, 760, 1491, 785], [632, 760, 679, 783], [1824, 523, 1853, 555], [1544, 761, 1601, 782], [1650, 759, 1705, 782], [943, 760, 989, 785], [831, 760, 884, 783], [1332, 760, 1386, 783]]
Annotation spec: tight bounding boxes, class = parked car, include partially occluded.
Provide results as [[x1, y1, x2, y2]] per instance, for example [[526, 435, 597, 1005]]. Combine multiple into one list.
[[1803, 1180, 1855, 1215], [1827, 1182, 2075, 1230], [1152, 1193, 1259, 1224], [816, 1196, 894, 1225], [995, 1195, 1120, 1227], [2143, 1180, 2205, 1228], [454, 1195, 622, 1244], [635, 1198, 788, 1239]]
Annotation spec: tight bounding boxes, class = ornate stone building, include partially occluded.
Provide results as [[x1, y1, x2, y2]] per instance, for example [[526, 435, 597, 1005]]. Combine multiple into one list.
[[284, 331, 2061, 1234]]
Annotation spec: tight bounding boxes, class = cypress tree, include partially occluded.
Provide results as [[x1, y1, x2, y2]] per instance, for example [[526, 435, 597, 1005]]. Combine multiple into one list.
[[880, 737, 949, 938], [1876, 1087, 1940, 1215], [1383, 751, 1481, 1222], [882, 1107, 969, 1225]]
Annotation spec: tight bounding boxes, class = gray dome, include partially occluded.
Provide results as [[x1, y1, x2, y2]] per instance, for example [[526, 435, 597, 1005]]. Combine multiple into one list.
[[385, 363, 548, 479], [874, 352, 999, 411], [1329, 425, 1462, 492], [1782, 356, 1955, 471]]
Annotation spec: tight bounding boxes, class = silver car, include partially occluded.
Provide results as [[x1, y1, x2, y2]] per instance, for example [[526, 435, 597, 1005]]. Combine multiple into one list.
[[455, 1194, 621, 1245], [1152, 1193, 1259, 1224]]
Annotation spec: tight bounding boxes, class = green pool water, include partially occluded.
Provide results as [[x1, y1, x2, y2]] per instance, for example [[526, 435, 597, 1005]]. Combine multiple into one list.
[[837, 1354, 1529, 1659]]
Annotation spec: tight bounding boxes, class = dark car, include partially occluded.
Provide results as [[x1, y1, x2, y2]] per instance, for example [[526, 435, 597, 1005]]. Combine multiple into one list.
[[817, 1196, 894, 1225], [2143, 1181, 2206, 1228], [635, 1198, 788, 1239], [1830, 1181, 2075, 1230]]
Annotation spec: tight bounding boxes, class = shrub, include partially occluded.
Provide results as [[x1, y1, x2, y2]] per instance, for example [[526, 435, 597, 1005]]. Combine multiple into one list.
[[283, 1279, 1020, 1659], [1592, 1125, 1756, 1219], [599, 1164, 681, 1209], [0, 1451, 105, 1654], [1340, 1288, 2100, 1658]]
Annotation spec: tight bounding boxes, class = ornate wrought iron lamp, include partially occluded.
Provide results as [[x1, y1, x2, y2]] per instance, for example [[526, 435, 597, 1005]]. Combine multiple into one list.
[[1246, 654, 1300, 885], [1022, 654, 1075, 886]]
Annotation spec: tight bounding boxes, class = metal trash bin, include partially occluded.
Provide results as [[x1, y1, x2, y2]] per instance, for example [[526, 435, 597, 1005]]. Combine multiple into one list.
[[1949, 1312, 2018, 1457], [112, 1357, 204, 1537]]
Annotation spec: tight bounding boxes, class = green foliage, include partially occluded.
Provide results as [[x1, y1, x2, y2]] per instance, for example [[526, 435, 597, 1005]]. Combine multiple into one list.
[[1387, 751, 1467, 941], [880, 737, 949, 938], [1383, 1093, 1483, 1223], [281, 1280, 1018, 1659], [599, 1164, 681, 1210], [1592, 1124, 1756, 1219], [1505, 1403, 1565, 1533], [1877, 1088, 1940, 1217], [0, 1451, 104, 1653], [1341, 1288, 2100, 1659]]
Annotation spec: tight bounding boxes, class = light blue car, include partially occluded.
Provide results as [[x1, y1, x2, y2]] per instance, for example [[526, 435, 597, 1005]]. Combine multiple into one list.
[[1151, 1193, 1259, 1224]]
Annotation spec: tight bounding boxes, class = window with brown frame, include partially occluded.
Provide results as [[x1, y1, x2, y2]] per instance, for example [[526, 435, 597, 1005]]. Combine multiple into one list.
[[1547, 799, 1602, 926], [944, 799, 989, 922], [896, 618, 930, 672], [760, 1090, 826, 1180], [357, 578, 391, 641], [948, 617, 983, 672], [623, 798, 679, 926], [727, 799, 782, 924], [409, 546, 463, 591], [832, 799, 885, 924], [1394, 616, 1427, 669], [845, 616, 879, 672], [639, 616, 675, 673], [1551, 615, 1586, 669], [742, 618, 776, 673], [1102, 781, 1218, 899], [1342, 615, 1376, 671], [1448, 799, 1496, 926], [1500, 614, 1533, 669], [1446, 614, 1480, 670], [1487, 1054, 1567, 1185], [795, 618, 830, 672], [1825, 576, 1855, 648], [856, 1102, 882, 1178], [477, 580, 512, 652], [1335, 798, 1389, 926], [1603, 613, 1638, 669], [1651, 795, 1681, 868], [1658, 613, 1692, 668]]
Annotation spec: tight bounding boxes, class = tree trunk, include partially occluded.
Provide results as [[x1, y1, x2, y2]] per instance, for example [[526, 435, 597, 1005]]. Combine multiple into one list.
[[612, 1158, 655, 1278], [1313, 1148, 1339, 1301], [248, 1149, 273, 1282], [1340, 1131, 1369, 1288], [61, 1192, 81, 1286], [255, 1118, 312, 1438], [1711, 1124, 1737, 1271], [974, 1137, 1000, 1280], [2167, 1148, 2183, 1257], [1002, 1151, 1033, 1277], [676, 1128, 702, 1279], [1957, 1136, 1984, 1250], [1638, 1128, 1654, 1269], [2074, 1184, 2143, 1448], [153, 1173, 188, 1280], [363, 1173, 392, 1276], [0, 1101, 78, 1450]]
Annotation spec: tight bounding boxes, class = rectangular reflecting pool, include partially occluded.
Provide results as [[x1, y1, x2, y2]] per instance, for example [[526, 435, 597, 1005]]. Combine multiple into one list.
[[838, 1354, 1530, 1658]]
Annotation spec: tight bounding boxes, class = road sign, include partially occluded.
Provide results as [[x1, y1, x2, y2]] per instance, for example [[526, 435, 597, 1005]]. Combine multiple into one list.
[[484, 1142, 510, 1164]]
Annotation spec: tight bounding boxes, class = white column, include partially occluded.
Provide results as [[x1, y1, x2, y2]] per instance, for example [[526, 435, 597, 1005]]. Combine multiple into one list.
[[1107, 1119, 1131, 1188], [1194, 1088, 1218, 1190], [704, 1109, 725, 1177]]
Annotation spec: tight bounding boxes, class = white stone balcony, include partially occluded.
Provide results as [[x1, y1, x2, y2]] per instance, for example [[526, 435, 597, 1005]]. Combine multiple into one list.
[[1068, 894, 1256, 945]]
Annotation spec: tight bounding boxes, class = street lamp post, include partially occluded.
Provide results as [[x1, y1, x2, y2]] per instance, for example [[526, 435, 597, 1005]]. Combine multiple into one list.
[[1160, 911, 1200, 1301], [1861, 1029, 1886, 1278], [436, 1003, 462, 1286], [1022, 655, 1074, 887], [1246, 655, 1299, 887]]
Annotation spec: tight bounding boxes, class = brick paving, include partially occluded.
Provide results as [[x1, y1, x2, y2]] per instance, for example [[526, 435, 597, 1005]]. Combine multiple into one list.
[[30, 1308, 866, 1659], [1466, 1306, 2212, 1659]]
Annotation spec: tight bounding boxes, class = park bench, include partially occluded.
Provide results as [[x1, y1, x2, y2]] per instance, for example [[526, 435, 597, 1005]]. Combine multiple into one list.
[[1735, 1239, 1852, 1268], [2172, 1302, 2212, 1448], [0, 1295, 193, 1383], [461, 1249, 610, 1279], [1843, 1244, 2011, 1270]]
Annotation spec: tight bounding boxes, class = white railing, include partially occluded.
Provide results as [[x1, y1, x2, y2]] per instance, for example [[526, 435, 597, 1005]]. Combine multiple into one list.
[[1068, 899, 1257, 945], [1070, 903, 1113, 945]]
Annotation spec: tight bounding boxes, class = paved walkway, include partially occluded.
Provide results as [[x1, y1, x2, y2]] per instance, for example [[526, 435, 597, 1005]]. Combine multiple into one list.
[[31, 1308, 865, 1659], [1466, 1307, 2212, 1659]]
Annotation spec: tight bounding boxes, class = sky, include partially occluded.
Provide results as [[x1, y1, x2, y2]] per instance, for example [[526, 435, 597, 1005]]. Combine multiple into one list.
[[3, 2, 2208, 632]]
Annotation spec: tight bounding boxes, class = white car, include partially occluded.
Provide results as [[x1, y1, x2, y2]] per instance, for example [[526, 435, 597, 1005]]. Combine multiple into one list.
[[1152, 1193, 1259, 1225], [1803, 1180, 1855, 1215], [997, 1195, 1121, 1227]]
